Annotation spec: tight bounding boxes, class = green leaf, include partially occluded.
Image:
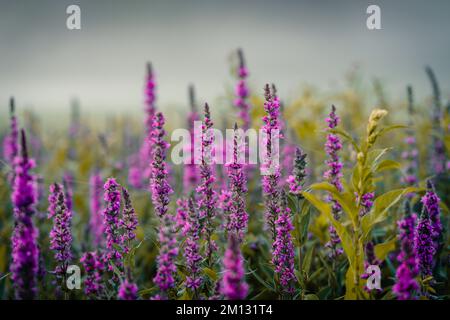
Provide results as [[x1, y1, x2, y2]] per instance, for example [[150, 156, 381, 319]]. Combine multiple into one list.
[[375, 159, 401, 173], [361, 187, 422, 238], [302, 245, 314, 276], [250, 269, 275, 292], [203, 267, 218, 281], [374, 238, 397, 261]]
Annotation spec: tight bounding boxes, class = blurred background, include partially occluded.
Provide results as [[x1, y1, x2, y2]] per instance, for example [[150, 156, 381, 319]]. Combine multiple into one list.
[[0, 0, 449, 123]]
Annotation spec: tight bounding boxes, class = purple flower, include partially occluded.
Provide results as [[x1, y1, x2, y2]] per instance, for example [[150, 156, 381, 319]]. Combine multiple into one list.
[[184, 198, 203, 293], [120, 187, 138, 253], [3, 97, 18, 167], [421, 180, 442, 250], [233, 49, 251, 131], [102, 178, 123, 275], [323, 105, 343, 258], [48, 183, 73, 279], [153, 213, 179, 296], [10, 130, 39, 300], [225, 124, 248, 241], [196, 103, 218, 263], [393, 201, 419, 300], [118, 279, 139, 300], [183, 85, 200, 191], [80, 251, 104, 298], [150, 112, 173, 217], [261, 84, 282, 240], [221, 233, 248, 300], [287, 147, 307, 196], [89, 172, 104, 246], [359, 192, 375, 217], [145, 62, 157, 136], [402, 86, 419, 188], [272, 191, 296, 295], [175, 198, 189, 236], [414, 202, 436, 278]]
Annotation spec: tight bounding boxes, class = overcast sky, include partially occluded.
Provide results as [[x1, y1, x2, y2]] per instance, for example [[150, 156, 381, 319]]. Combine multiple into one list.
[[0, 0, 449, 116]]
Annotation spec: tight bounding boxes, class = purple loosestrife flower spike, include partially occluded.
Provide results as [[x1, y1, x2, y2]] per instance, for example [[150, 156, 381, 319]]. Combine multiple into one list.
[[414, 200, 436, 278], [10, 129, 39, 300], [184, 197, 203, 293], [421, 180, 442, 251], [261, 84, 282, 241], [221, 233, 248, 300], [153, 213, 179, 297], [287, 147, 307, 197], [402, 86, 419, 188], [80, 251, 104, 298], [145, 62, 157, 136], [272, 190, 296, 296], [102, 178, 123, 275], [3, 97, 19, 166], [48, 183, 73, 281], [150, 112, 173, 217], [89, 172, 104, 246], [196, 103, 218, 264], [118, 279, 138, 300], [393, 201, 419, 300], [323, 105, 343, 258], [425, 66, 446, 176], [120, 187, 138, 253], [183, 85, 200, 191], [234, 48, 251, 131], [226, 123, 248, 241]]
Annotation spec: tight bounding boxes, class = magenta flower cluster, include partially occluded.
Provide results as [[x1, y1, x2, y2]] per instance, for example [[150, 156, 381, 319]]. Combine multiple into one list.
[[80, 251, 104, 297], [48, 183, 73, 278], [286, 147, 307, 196], [89, 172, 104, 246], [10, 130, 40, 300], [234, 49, 251, 130], [221, 234, 248, 300], [102, 178, 123, 274], [272, 191, 296, 295], [150, 112, 173, 217], [393, 201, 419, 300], [225, 125, 248, 241], [261, 84, 282, 240]]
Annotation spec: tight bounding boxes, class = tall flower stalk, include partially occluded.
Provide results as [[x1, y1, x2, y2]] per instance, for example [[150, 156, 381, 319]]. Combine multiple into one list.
[[183, 85, 200, 191], [221, 233, 248, 300], [153, 213, 178, 298], [393, 201, 419, 300], [414, 200, 435, 279], [184, 197, 203, 297], [234, 48, 251, 131], [421, 180, 442, 252], [226, 123, 248, 241], [402, 86, 419, 188], [324, 105, 343, 258], [425, 66, 446, 177], [272, 190, 296, 297], [287, 147, 307, 197], [48, 183, 73, 291], [89, 172, 104, 246], [10, 129, 39, 300], [261, 84, 282, 241], [197, 103, 217, 266], [102, 178, 123, 276], [150, 112, 173, 217], [149, 111, 178, 298], [3, 97, 18, 167], [120, 187, 138, 253]]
